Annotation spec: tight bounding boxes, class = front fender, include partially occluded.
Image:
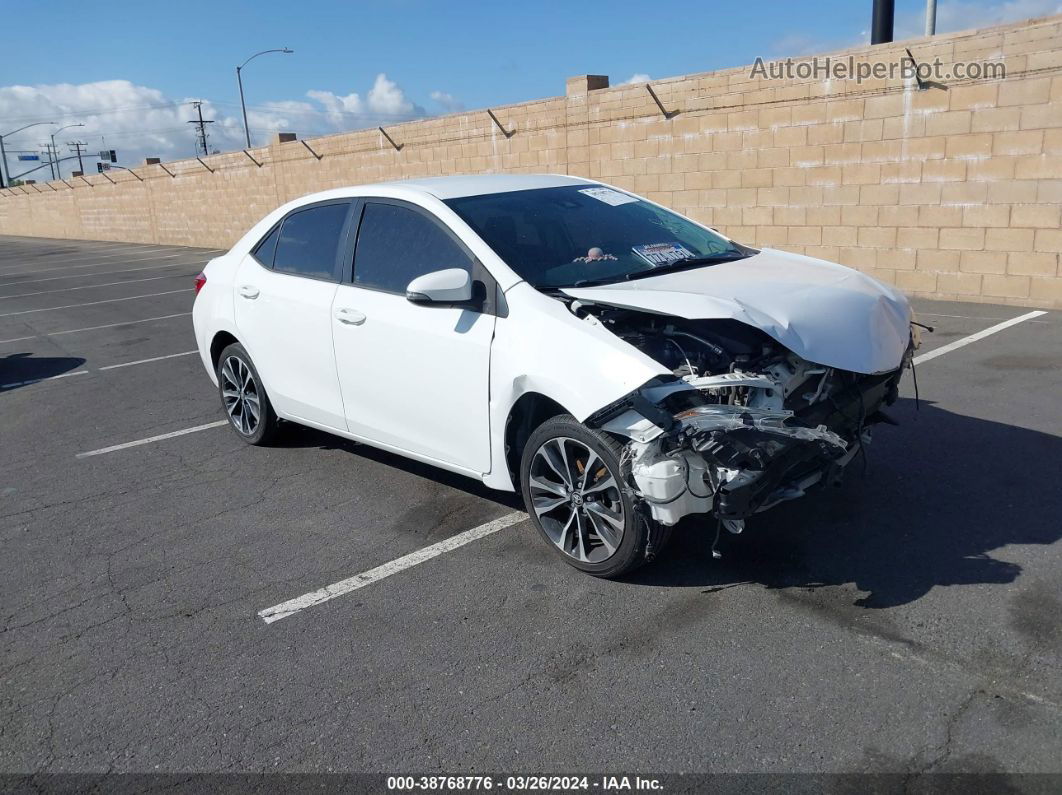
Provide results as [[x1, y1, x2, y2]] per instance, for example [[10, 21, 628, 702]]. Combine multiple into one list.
[[482, 282, 669, 491]]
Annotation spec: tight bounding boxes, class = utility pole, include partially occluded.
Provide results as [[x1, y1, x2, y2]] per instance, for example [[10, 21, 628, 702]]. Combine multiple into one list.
[[42, 142, 56, 180], [871, 0, 895, 44], [925, 0, 937, 35], [187, 101, 215, 157], [68, 141, 87, 174]]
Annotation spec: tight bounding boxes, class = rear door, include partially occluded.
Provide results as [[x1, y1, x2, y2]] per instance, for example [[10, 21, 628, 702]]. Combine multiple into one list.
[[234, 200, 354, 430], [331, 199, 496, 473]]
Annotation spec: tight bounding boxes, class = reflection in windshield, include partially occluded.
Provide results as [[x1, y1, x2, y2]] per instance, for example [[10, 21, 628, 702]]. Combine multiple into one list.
[[445, 185, 751, 289]]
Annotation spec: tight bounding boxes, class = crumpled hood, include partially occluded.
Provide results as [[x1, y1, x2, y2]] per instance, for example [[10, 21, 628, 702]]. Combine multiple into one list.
[[561, 247, 912, 374]]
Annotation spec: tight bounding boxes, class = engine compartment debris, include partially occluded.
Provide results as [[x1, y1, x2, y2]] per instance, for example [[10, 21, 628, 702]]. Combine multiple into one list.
[[578, 303, 911, 532]]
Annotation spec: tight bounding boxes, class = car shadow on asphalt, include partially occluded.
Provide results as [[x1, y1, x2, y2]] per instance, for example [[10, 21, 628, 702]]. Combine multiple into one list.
[[630, 398, 1062, 608], [276, 398, 1060, 610], [0, 352, 86, 392]]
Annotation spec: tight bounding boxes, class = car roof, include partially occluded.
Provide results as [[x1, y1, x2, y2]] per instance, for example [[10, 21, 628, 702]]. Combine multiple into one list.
[[376, 173, 593, 200]]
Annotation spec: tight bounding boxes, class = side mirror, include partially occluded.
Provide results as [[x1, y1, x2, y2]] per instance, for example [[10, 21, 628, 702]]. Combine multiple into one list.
[[406, 268, 472, 305]]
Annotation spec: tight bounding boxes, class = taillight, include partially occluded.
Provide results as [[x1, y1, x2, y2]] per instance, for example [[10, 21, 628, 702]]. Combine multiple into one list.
[[193, 272, 207, 295]]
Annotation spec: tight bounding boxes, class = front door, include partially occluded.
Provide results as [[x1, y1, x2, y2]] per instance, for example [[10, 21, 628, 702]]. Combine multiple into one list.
[[331, 200, 495, 473]]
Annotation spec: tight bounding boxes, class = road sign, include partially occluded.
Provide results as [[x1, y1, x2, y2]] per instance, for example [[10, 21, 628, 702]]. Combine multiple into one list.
[[17, 154, 40, 161], [97, 162, 112, 173], [99, 150, 117, 163]]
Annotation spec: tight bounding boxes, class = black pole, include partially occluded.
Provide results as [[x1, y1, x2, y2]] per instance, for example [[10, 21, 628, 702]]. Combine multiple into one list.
[[188, 101, 214, 157], [237, 66, 251, 148], [872, 0, 895, 44], [197, 103, 207, 156]]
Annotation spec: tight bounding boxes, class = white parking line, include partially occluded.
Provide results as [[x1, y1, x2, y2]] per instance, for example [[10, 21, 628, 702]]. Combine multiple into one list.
[[0, 244, 157, 260], [61, 306, 1048, 619], [0, 369, 89, 389], [919, 311, 1050, 322], [0, 288, 190, 317], [0, 246, 180, 265], [0, 245, 182, 265], [1, 261, 201, 286], [0, 350, 198, 392], [0, 252, 188, 278], [76, 420, 229, 458], [0, 312, 191, 344], [913, 310, 1047, 365], [98, 350, 198, 370], [0, 273, 187, 299], [255, 308, 1051, 621], [258, 511, 529, 623]]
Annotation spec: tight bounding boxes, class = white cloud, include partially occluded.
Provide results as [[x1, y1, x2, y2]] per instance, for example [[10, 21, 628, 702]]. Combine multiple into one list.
[[622, 73, 651, 84], [430, 90, 464, 113], [0, 73, 435, 180], [367, 73, 423, 116]]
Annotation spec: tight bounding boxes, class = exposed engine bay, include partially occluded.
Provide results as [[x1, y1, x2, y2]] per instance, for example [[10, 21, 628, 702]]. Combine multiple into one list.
[[574, 303, 911, 532]]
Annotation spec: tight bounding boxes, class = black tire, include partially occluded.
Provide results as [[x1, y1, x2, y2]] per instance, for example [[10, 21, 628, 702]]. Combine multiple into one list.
[[216, 342, 280, 446], [519, 414, 649, 578]]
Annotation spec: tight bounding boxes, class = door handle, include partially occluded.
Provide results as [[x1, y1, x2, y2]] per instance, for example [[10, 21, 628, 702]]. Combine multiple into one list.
[[334, 308, 367, 325], [238, 285, 260, 299]]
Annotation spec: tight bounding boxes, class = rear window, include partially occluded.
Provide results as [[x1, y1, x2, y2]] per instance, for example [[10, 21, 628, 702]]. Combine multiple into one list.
[[273, 202, 350, 280], [252, 225, 280, 266]]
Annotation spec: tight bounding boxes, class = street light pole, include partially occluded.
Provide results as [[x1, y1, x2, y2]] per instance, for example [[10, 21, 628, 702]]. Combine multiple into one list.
[[236, 47, 293, 148], [0, 121, 57, 188], [236, 65, 250, 149], [50, 123, 85, 181]]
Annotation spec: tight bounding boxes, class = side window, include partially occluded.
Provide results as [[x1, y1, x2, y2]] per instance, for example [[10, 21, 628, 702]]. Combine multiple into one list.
[[252, 224, 280, 267], [273, 202, 350, 280], [353, 202, 474, 293]]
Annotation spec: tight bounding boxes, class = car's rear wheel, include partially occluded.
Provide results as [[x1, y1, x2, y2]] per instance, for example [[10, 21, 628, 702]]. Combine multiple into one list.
[[217, 342, 279, 445], [519, 415, 648, 578]]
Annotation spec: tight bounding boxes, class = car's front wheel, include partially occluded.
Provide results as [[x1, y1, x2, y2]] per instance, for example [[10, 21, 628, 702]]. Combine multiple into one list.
[[519, 415, 649, 578], [217, 342, 279, 446]]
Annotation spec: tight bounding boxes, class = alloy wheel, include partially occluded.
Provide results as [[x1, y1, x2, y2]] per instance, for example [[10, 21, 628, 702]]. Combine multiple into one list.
[[220, 355, 261, 436], [528, 436, 625, 563]]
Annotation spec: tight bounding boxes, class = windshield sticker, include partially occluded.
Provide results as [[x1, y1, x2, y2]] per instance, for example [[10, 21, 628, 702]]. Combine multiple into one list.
[[578, 187, 639, 206], [632, 242, 695, 267]]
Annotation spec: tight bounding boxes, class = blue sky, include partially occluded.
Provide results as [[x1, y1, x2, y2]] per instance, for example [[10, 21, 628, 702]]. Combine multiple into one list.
[[3, 0, 1059, 176]]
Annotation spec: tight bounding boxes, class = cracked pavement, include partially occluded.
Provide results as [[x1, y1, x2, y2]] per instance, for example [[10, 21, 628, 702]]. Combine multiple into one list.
[[0, 235, 1060, 775]]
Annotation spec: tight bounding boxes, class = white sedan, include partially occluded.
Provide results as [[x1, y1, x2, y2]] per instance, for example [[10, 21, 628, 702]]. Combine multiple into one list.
[[192, 174, 915, 577]]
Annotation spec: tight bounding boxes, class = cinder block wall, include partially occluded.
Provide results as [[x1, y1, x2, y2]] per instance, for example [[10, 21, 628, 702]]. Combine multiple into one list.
[[2, 14, 1060, 308]]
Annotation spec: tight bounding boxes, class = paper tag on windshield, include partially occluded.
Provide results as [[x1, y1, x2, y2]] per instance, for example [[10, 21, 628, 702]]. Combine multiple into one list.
[[632, 242, 694, 267], [578, 187, 638, 206]]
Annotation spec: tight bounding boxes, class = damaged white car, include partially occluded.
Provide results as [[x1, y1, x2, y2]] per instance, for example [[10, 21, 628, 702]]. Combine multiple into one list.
[[192, 174, 917, 577]]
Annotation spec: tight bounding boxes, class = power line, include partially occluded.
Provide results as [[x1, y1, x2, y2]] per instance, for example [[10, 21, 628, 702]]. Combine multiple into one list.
[[0, 101, 189, 125], [1, 97, 425, 127], [212, 99, 424, 119]]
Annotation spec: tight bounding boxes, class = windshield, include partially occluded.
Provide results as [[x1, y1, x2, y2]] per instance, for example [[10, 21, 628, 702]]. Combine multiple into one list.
[[444, 185, 751, 289]]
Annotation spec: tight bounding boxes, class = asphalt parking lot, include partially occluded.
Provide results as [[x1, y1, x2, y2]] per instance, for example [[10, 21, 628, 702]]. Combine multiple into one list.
[[1, 233, 1060, 777]]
